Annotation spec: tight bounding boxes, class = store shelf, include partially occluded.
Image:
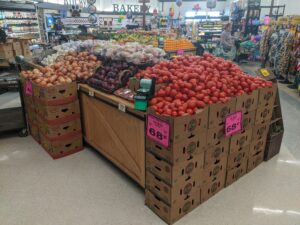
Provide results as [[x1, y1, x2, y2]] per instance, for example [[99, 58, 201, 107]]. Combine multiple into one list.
[[0, 18, 37, 20], [8, 31, 39, 34]]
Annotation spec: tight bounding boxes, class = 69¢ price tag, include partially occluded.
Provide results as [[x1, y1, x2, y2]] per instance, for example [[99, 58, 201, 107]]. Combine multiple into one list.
[[225, 111, 243, 137], [146, 114, 170, 148]]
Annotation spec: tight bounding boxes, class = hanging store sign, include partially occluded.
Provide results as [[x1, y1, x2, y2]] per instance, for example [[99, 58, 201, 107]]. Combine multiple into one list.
[[64, 0, 88, 8], [112, 4, 151, 13]]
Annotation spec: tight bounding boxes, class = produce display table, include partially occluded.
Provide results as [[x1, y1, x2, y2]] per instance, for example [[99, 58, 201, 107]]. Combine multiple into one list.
[[79, 84, 146, 187]]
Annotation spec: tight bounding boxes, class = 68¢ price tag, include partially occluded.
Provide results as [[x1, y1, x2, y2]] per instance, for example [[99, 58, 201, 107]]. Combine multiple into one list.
[[225, 111, 243, 137], [146, 114, 170, 148]]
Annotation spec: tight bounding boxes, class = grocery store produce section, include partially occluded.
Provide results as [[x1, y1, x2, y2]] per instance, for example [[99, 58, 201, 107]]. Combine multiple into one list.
[[19, 39, 280, 224]]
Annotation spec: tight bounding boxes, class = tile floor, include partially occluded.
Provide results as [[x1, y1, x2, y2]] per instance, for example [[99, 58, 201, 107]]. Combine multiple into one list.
[[0, 82, 300, 225]]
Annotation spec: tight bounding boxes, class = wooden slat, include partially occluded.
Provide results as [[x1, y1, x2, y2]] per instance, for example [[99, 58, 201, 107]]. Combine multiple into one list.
[[80, 93, 145, 187], [79, 84, 145, 118]]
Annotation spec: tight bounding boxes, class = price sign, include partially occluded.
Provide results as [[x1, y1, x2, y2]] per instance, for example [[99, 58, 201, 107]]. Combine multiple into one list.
[[225, 111, 242, 137], [260, 68, 270, 77], [177, 49, 184, 56], [298, 84, 300, 91], [118, 103, 126, 112], [88, 90, 94, 97], [146, 114, 170, 148], [25, 80, 33, 96]]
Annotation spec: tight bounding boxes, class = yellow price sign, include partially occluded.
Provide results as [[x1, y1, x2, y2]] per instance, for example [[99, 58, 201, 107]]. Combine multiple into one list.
[[298, 84, 300, 91], [260, 68, 270, 77]]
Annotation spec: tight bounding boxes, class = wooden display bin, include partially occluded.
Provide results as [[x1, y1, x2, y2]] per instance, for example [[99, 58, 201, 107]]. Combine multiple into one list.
[[79, 84, 146, 187]]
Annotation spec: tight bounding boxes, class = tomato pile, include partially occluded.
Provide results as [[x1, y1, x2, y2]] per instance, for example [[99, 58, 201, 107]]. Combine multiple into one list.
[[136, 54, 273, 117]]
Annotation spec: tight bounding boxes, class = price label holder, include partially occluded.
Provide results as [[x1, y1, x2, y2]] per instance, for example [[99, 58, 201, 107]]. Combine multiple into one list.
[[118, 103, 126, 112], [260, 68, 270, 77], [88, 90, 94, 97], [146, 114, 170, 148], [177, 49, 184, 56], [225, 111, 243, 137], [25, 80, 33, 96]]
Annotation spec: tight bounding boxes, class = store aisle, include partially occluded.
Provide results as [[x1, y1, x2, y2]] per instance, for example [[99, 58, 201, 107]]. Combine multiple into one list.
[[0, 86, 300, 225]]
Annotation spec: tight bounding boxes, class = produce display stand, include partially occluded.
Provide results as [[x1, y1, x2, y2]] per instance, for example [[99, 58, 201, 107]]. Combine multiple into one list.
[[78, 84, 146, 187]]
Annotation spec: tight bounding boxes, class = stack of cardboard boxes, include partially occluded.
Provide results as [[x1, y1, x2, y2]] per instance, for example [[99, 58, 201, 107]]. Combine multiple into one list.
[[145, 108, 208, 224], [0, 43, 14, 67], [22, 80, 83, 159], [0, 39, 32, 67], [145, 84, 278, 224]]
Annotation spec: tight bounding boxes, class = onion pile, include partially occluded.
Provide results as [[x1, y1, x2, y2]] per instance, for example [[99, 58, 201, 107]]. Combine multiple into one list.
[[21, 51, 101, 87], [88, 61, 136, 92]]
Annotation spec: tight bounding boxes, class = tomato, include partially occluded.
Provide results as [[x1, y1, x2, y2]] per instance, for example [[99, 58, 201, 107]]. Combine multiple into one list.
[[171, 111, 178, 117], [188, 100, 197, 109], [170, 89, 177, 98], [178, 111, 185, 116], [206, 81, 216, 88], [165, 97, 172, 102], [157, 102, 164, 108], [186, 108, 194, 115], [149, 98, 158, 105], [211, 97, 218, 103], [219, 92, 227, 98], [203, 96, 210, 104], [182, 94, 188, 101], [196, 101, 205, 108], [188, 90, 196, 98]]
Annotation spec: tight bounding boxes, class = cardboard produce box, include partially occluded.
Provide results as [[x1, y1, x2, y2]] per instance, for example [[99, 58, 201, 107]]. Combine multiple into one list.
[[242, 110, 255, 131], [204, 138, 229, 168], [227, 145, 249, 170], [25, 103, 38, 123], [145, 189, 200, 225], [206, 125, 229, 146], [146, 132, 206, 163], [202, 159, 227, 186], [147, 107, 208, 144], [247, 150, 264, 172], [12, 41, 23, 56], [201, 171, 226, 203], [146, 151, 203, 186], [257, 85, 277, 108], [255, 105, 273, 125], [33, 82, 78, 105], [36, 100, 80, 124], [208, 97, 236, 128], [0, 59, 10, 67], [236, 90, 258, 113], [28, 121, 40, 143], [229, 128, 253, 153], [249, 136, 267, 156], [12, 41, 22, 50], [225, 160, 247, 187], [252, 122, 270, 141], [0, 43, 14, 60], [37, 115, 82, 140], [146, 171, 200, 206], [40, 131, 83, 159]]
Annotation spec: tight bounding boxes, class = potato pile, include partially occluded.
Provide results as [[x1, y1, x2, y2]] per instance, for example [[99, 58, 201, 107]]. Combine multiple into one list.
[[21, 51, 101, 87]]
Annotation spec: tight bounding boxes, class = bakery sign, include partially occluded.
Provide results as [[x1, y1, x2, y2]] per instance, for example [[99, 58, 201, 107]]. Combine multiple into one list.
[[113, 4, 151, 13]]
